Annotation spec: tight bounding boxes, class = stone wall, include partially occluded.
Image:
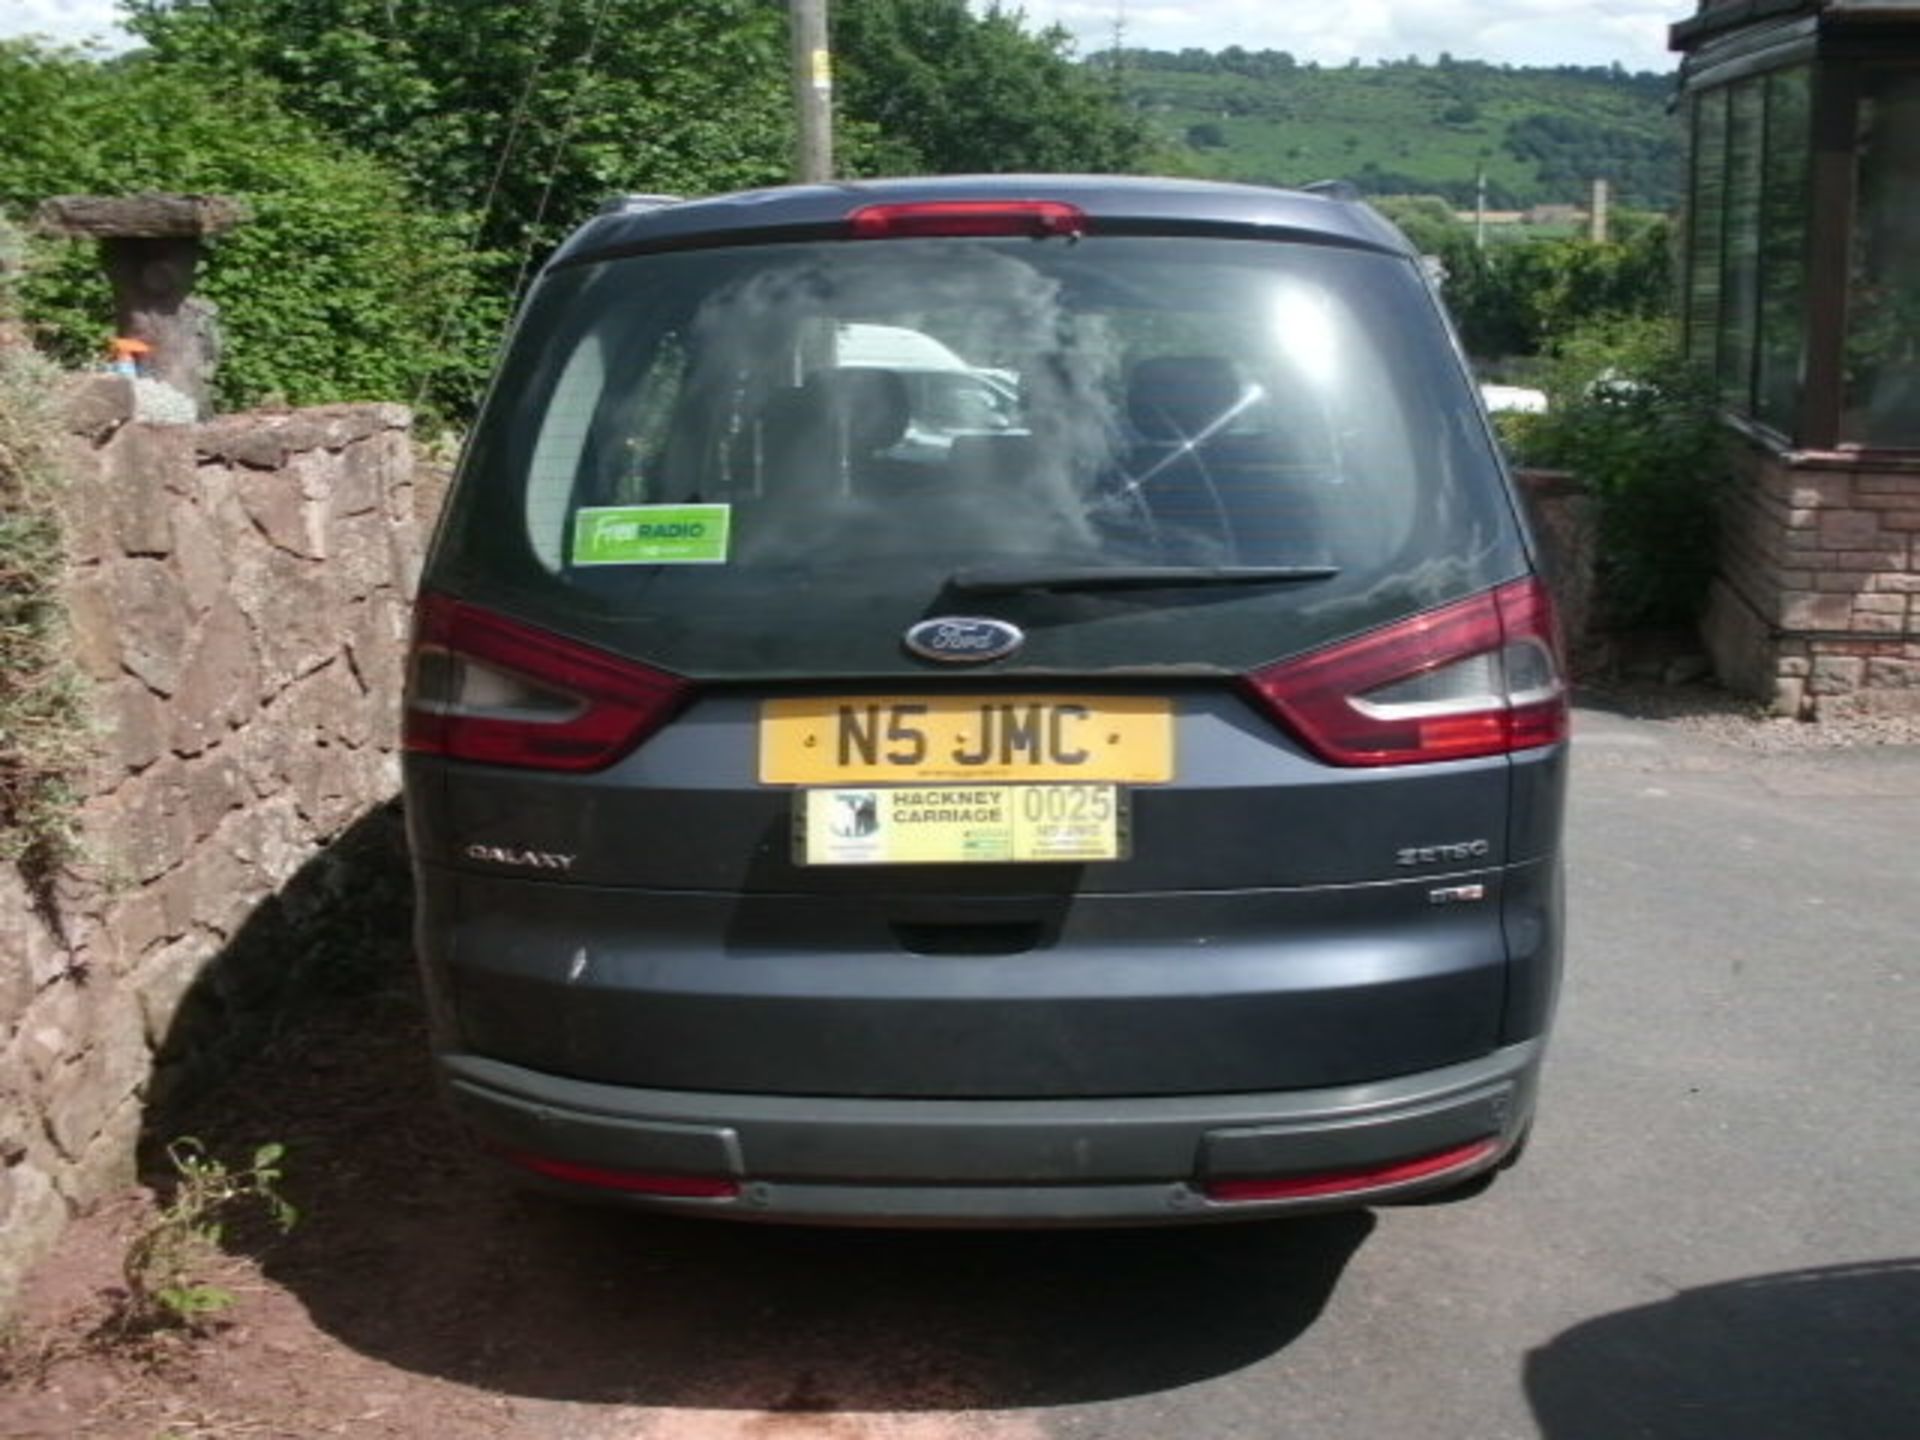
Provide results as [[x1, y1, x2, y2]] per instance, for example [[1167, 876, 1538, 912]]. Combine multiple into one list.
[[0, 379, 417, 1312], [1701, 439, 1920, 716]]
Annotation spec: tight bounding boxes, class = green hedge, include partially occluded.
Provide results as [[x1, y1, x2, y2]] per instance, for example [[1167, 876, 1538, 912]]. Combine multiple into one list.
[[0, 42, 498, 422], [1504, 317, 1727, 629]]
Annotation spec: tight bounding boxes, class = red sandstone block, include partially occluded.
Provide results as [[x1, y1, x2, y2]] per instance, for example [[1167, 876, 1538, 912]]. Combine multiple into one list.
[[1810, 638, 1901, 657], [1834, 548, 1910, 570], [1789, 475, 1853, 507], [1853, 474, 1920, 496], [1853, 593, 1909, 614], [1848, 493, 1920, 510], [1819, 510, 1885, 547], [1809, 656, 1865, 693], [1783, 591, 1856, 627], [1866, 659, 1920, 688]]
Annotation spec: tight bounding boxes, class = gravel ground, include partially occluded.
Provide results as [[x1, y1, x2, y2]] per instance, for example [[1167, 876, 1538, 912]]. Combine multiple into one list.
[[1577, 679, 1920, 752]]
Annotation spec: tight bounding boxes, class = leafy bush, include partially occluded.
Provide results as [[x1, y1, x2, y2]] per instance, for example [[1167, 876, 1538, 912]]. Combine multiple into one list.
[[1366, 197, 1674, 362], [1440, 219, 1674, 359], [0, 42, 497, 420], [121, 1, 1152, 409], [1508, 317, 1726, 628], [127, 0, 798, 287], [1367, 193, 1466, 256]]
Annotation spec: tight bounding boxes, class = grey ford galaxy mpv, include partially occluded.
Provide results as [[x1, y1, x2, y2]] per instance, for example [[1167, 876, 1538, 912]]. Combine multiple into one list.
[[404, 175, 1568, 1225]]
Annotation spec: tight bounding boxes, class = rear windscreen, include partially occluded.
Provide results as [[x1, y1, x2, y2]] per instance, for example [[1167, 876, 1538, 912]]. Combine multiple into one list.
[[436, 235, 1527, 677]]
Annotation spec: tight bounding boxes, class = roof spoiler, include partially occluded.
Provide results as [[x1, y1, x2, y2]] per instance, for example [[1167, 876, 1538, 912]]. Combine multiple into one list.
[[1300, 179, 1363, 203], [594, 193, 685, 217]]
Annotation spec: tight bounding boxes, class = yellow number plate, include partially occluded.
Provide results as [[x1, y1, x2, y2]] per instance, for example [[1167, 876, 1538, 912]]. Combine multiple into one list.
[[798, 785, 1128, 865], [760, 695, 1173, 784]]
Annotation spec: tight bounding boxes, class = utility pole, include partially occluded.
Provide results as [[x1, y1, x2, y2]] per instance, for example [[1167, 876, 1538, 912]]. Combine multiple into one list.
[[790, 0, 834, 184], [1474, 166, 1487, 252]]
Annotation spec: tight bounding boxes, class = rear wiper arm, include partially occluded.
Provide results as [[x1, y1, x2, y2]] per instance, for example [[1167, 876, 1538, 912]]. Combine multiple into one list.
[[948, 563, 1340, 596]]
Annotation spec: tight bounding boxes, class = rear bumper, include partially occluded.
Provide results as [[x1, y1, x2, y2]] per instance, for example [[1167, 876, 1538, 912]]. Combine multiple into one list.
[[438, 1038, 1543, 1226]]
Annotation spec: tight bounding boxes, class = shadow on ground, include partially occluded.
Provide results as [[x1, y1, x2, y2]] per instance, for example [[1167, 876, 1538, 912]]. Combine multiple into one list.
[[1525, 1260, 1920, 1440], [141, 823, 1372, 1414]]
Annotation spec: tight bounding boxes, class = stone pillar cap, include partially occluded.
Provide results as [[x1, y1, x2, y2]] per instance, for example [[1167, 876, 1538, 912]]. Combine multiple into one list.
[[32, 193, 251, 240]]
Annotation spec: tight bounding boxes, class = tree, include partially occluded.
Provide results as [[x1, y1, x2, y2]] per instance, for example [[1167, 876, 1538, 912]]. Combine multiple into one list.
[[0, 41, 492, 418], [127, 0, 1154, 299], [828, 0, 1151, 176], [126, 0, 798, 276], [1368, 195, 1467, 257]]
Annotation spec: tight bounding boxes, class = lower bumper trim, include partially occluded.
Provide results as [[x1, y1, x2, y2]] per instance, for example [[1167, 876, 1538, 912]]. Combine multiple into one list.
[[438, 1039, 1542, 1226]]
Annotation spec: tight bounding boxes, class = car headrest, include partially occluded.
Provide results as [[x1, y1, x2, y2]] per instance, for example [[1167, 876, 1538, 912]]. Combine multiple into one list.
[[1127, 355, 1244, 442], [803, 366, 912, 454]]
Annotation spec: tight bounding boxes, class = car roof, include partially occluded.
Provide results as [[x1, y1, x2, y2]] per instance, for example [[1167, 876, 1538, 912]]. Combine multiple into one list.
[[548, 174, 1413, 270]]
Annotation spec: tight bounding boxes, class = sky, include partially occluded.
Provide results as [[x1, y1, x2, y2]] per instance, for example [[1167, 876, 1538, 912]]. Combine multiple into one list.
[[1017, 2, 1682, 73], [2, 0, 1685, 74], [6, 0, 130, 50]]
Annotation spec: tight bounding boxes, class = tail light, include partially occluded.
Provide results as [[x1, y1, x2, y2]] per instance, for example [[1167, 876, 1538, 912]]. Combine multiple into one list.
[[496, 1148, 739, 1200], [1244, 577, 1566, 766], [848, 200, 1086, 240], [1204, 1137, 1501, 1204], [404, 593, 690, 772]]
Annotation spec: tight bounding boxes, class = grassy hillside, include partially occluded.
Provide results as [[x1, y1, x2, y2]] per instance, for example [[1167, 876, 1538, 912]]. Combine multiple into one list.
[[1110, 53, 1682, 211]]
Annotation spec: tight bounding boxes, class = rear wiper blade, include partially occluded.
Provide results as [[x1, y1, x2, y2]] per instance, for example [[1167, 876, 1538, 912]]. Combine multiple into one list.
[[947, 563, 1340, 595]]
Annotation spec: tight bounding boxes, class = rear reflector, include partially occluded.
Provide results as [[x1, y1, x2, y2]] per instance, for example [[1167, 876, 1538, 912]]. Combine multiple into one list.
[[405, 593, 690, 772], [1204, 1137, 1500, 1204], [1243, 577, 1567, 766], [848, 200, 1086, 240], [498, 1148, 740, 1200]]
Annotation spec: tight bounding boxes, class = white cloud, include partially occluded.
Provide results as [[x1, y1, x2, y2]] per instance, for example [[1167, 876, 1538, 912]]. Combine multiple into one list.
[[2, 0, 134, 50], [1011, 0, 1682, 73], [3, 1, 1685, 74]]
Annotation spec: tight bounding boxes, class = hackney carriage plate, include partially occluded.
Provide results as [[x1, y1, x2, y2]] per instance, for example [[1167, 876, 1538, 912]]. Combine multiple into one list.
[[795, 784, 1129, 865]]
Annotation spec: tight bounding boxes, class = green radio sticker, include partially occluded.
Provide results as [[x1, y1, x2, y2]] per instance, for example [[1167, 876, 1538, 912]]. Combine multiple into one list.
[[572, 504, 731, 566]]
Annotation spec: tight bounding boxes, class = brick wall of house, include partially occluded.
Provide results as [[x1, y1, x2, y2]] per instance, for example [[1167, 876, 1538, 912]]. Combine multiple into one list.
[[1702, 441, 1920, 716]]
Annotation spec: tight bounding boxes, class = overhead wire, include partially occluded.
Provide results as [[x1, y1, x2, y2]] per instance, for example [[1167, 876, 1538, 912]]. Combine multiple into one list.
[[409, 0, 569, 415], [488, 0, 621, 394]]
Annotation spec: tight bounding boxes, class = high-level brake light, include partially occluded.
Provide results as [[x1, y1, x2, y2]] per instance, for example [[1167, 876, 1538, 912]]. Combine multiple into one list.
[[848, 200, 1087, 240]]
